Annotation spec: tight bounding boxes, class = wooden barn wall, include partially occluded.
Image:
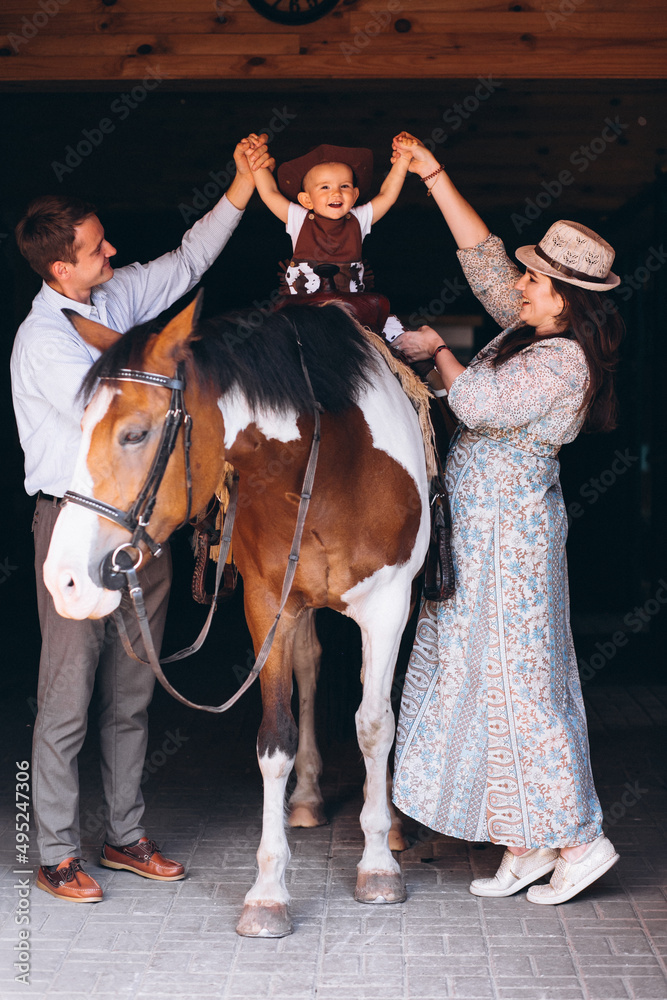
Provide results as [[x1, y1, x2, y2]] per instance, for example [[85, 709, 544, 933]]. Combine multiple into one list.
[[0, 0, 666, 84]]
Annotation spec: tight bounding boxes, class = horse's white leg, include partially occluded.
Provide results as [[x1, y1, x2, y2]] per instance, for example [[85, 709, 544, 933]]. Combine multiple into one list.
[[236, 611, 297, 939], [288, 609, 326, 828], [236, 746, 294, 938], [345, 566, 411, 904], [362, 769, 408, 852]]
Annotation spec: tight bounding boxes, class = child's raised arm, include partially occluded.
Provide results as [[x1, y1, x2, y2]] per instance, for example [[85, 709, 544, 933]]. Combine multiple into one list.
[[244, 132, 291, 224], [368, 142, 411, 223]]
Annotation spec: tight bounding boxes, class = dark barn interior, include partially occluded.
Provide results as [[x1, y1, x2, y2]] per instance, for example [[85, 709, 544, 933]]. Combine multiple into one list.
[[2, 79, 665, 712], [0, 1, 666, 994]]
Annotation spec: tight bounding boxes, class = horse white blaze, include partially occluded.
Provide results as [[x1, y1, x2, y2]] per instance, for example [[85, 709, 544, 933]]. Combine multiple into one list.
[[245, 749, 294, 908], [218, 390, 301, 449], [44, 386, 123, 620]]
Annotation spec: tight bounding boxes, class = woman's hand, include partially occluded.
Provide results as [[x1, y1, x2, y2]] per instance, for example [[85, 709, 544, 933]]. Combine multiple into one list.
[[233, 138, 257, 180], [393, 325, 445, 362], [392, 132, 440, 179]]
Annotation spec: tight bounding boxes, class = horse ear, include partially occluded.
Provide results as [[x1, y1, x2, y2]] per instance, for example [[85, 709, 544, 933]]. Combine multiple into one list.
[[62, 309, 122, 352], [150, 289, 204, 366]]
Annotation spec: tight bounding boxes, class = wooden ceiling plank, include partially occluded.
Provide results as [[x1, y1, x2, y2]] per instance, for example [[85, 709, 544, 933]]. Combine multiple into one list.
[[348, 13, 667, 37], [349, 0, 667, 9], [1, 47, 666, 80], [1, 0, 664, 12], [0, 11, 353, 33], [1, 32, 301, 55]]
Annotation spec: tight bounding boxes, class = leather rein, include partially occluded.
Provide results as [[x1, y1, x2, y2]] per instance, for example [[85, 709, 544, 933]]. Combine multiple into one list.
[[62, 332, 323, 714]]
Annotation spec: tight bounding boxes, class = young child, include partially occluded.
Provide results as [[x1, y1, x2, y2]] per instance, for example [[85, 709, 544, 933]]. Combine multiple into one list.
[[244, 134, 411, 298]]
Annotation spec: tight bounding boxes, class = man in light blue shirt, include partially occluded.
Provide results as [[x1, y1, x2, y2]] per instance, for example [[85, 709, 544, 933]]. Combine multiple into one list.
[[11, 141, 256, 902]]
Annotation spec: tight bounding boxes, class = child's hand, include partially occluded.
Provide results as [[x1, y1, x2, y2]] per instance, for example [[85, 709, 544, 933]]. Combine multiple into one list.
[[391, 137, 413, 165], [392, 132, 439, 178], [390, 147, 412, 167]]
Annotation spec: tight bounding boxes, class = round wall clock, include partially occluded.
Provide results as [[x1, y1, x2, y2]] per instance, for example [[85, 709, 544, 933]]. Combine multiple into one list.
[[246, 0, 340, 27]]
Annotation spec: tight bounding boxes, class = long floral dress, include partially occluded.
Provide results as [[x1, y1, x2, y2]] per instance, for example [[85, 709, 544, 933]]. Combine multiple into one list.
[[393, 234, 604, 849]]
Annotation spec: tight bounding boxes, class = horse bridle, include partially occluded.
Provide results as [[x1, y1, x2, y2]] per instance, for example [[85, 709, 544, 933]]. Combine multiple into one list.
[[63, 363, 193, 589], [61, 326, 323, 714]]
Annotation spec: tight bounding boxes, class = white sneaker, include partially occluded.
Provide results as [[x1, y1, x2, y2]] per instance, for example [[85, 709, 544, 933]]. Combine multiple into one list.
[[526, 836, 619, 905], [469, 847, 560, 897]]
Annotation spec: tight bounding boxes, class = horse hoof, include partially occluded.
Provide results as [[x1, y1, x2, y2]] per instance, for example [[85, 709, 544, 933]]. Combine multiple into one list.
[[288, 804, 327, 828], [388, 827, 409, 852], [354, 870, 406, 904], [236, 902, 293, 938]]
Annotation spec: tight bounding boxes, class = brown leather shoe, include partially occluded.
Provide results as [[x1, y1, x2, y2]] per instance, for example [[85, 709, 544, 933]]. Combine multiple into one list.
[[36, 858, 103, 902], [100, 837, 185, 881]]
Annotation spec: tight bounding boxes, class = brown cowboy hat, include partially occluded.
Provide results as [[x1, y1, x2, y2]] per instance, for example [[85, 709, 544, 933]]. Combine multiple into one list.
[[277, 144, 374, 202]]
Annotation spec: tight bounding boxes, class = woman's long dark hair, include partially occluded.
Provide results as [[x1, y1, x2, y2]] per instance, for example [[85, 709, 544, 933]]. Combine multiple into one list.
[[491, 277, 624, 433]]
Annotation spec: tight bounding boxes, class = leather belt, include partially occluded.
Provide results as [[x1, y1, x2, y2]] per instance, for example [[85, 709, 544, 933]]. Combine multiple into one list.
[[534, 244, 608, 284], [37, 491, 62, 505]]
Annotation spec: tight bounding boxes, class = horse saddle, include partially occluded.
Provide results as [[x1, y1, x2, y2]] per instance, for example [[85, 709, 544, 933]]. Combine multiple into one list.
[[275, 263, 391, 335], [190, 496, 238, 605]]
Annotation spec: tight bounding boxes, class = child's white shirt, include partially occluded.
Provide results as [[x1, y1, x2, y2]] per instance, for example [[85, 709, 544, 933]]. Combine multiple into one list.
[[286, 202, 374, 249], [282, 201, 406, 344]]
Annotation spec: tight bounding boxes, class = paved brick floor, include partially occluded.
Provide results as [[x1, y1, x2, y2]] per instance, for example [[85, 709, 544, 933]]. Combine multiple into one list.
[[1, 683, 665, 1000]]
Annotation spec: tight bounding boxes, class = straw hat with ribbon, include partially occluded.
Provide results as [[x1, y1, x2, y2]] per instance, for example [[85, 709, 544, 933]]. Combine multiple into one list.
[[516, 220, 620, 291]]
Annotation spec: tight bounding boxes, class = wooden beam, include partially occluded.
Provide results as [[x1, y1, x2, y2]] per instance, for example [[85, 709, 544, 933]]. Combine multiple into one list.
[[0, 33, 301, 56], [0, 12, 351, 34], [1, 40, 665, 81], [0, 1, 664, 81]]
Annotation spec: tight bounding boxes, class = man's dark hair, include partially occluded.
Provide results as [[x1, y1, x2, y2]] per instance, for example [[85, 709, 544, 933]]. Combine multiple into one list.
[[15, 195, 97, 282]]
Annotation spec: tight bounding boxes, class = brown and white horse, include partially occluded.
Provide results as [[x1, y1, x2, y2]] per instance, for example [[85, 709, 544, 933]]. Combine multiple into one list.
[[44, 298, 431, 937]]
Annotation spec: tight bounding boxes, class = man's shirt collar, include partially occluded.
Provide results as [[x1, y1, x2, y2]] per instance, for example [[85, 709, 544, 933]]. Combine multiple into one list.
[[40, 281, 108, 319]]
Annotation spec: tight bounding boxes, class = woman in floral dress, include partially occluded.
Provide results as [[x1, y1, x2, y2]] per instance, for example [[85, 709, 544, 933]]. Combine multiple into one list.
[[391, 132, 623, 904]]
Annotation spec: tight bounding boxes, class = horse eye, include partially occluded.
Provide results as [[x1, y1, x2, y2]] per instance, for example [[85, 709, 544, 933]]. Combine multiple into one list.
[[122, 429, 148, 445]]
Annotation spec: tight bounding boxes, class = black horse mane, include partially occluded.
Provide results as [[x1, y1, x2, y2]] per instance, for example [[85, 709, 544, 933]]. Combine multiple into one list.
[[82, 302, 381, 414]]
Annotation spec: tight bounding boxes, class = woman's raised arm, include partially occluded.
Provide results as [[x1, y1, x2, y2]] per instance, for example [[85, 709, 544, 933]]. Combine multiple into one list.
[[393, 131, 490, 250]]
